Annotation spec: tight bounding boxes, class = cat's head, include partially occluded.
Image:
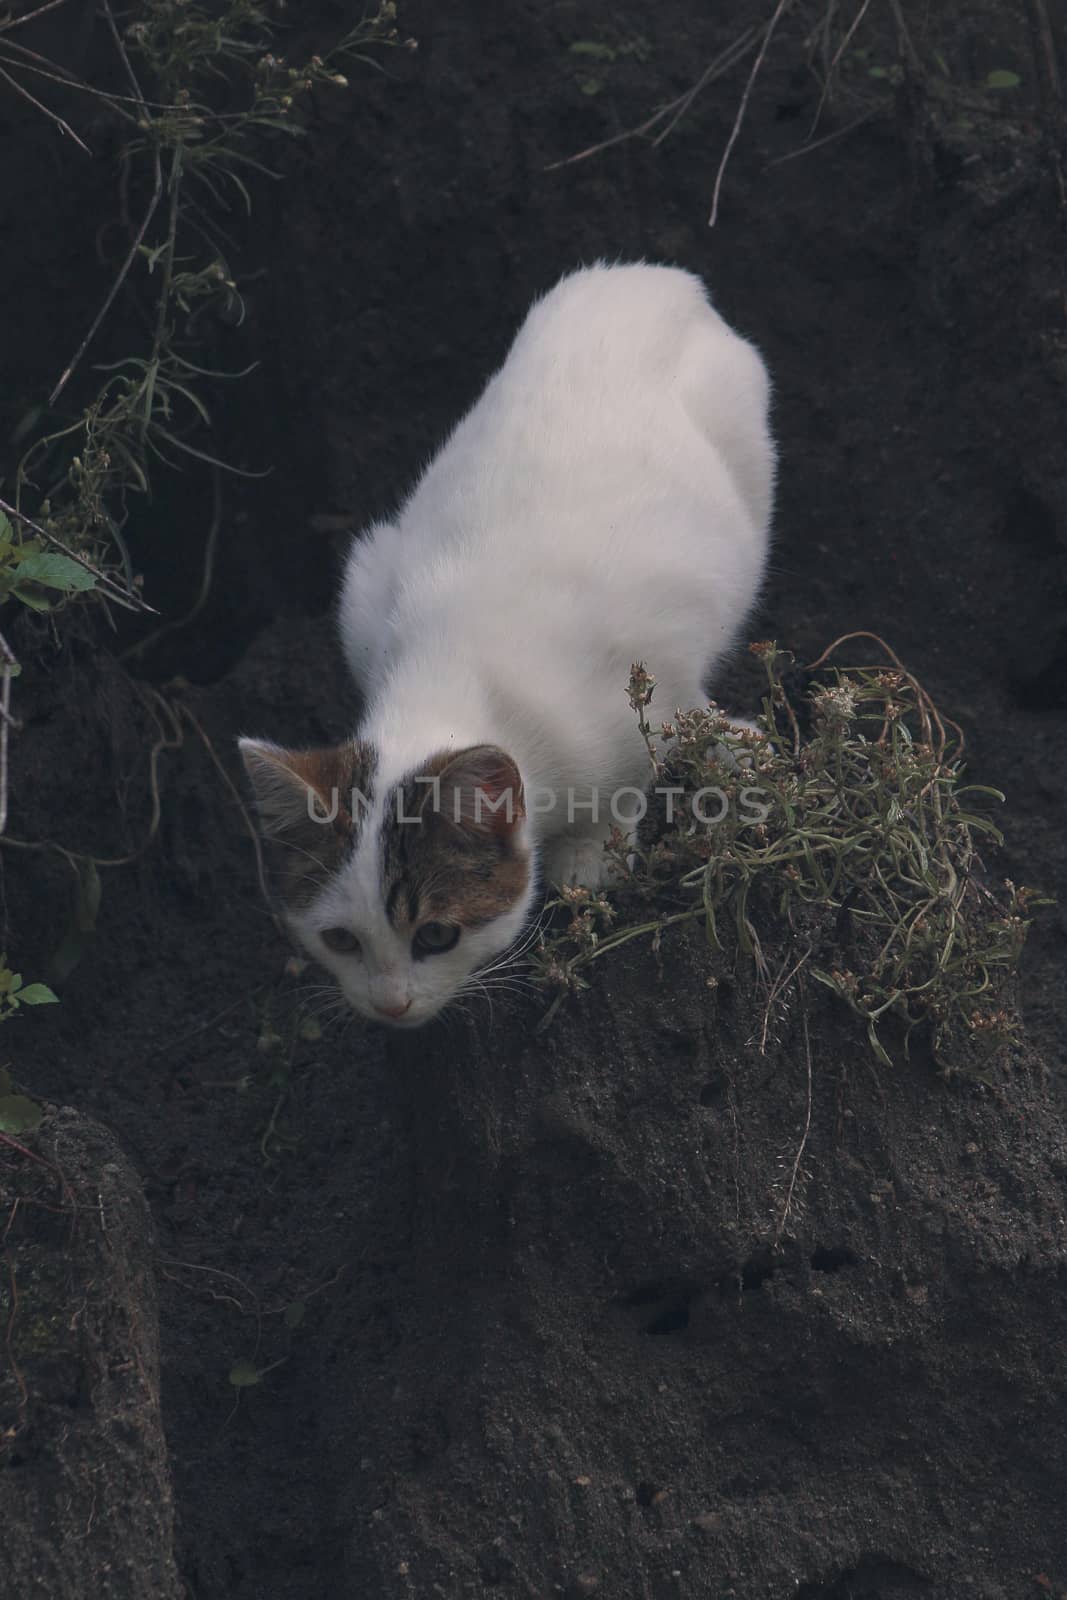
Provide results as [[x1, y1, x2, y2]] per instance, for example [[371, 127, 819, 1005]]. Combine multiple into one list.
[[239, 738, 534, 1027]]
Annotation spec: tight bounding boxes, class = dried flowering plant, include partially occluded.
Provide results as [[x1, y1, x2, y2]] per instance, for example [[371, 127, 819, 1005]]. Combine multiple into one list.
[[533, 633, 1048, 1072]]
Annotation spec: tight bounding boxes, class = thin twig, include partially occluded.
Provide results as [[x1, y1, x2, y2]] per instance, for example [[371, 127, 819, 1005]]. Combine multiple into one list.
[[0, 631, 19, 838], [804, 630, 963, 761], [48, 0, 163, 404], [886, 0, 922, 76], [0, 495, 153, 612], [758, 943, 811, 1054], [710, 0, 795, 227], [0, 0, 73, 35], [766, 106, 878, 168], [651, 28, 761, 146], [545, 27, 760, 171], [1028, 0, 1062, 101], [807, 0, 873, 139], [775, 990, 813, 1246], [0, 40, 141, 119], [0, 61, 90, 152], [3, 1212, 28, 1435], [120, 469, 221, 662]]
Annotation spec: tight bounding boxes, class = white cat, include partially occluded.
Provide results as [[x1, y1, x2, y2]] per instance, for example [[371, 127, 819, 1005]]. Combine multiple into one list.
[[240, 263, 774, 1027]]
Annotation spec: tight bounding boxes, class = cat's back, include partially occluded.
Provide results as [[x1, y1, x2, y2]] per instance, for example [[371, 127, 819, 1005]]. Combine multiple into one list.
[[409, 261, 771, 530], [508, 261, 731, 380], [341, 264, 773, 690]]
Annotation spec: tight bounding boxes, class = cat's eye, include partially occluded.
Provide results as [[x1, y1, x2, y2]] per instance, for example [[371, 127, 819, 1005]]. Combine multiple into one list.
[[413, 921, 461, 957], [321, 926, 361, 955]]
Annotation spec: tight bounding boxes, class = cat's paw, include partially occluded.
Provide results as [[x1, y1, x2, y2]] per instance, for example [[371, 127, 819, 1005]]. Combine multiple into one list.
[[544, 837, 617, 891]]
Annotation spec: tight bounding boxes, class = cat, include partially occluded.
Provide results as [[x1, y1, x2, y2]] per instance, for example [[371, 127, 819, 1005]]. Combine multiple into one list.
[[240, 262, 775, 1028]]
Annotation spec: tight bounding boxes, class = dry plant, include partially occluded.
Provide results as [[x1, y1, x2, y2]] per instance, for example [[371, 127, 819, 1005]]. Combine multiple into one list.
[[535, 637, 1048, 1076]]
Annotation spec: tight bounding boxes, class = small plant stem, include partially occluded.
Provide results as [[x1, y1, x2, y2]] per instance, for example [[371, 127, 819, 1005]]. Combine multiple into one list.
[[887, 0, 923, 76], [807, 0, 873, 138], [774, 995, 813, 1245], [0, 630, 19, 837], [710, 0, 795, 227], [544, 26, 760, 171], [1028, 0, 1063, 101], [141, 144, 184, 440], [0, 0, 73, 32], [767, 107, 879, 169], [563, 909, 701, 982], [49, 0, 163, 405], [0, 495, 151, 612], [0, 61, 90, 153], [120, 467, 221, 661]]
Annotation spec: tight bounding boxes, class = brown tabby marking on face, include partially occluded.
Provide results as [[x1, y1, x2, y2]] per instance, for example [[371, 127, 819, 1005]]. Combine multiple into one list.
[[239, 739, 378, 908], [382, 745, 530, 934]]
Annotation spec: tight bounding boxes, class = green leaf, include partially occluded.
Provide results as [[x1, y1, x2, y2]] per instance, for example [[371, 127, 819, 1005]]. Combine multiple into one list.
[[228, 1360, 262, 1388], [12, 553, 96, 594], [579, 77, 603, 96], [12, 587, 53, 612], [19, 983, 59, 1006], [0, 1093, 43, 1134], [866, 1020, 894, 1069], [284, 1301, 306, 1329], [985, 69, 1020, 89], [569, 40, 616, 61]]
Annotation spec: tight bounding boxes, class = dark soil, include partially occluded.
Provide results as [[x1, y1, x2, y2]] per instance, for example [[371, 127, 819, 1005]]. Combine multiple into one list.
[[0, 1109, 180, 1600], [2, 2, 1067, 1597]]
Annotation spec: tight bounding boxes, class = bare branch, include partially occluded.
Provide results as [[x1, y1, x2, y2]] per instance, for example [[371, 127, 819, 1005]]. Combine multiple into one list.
[[545, 27, 760, 172], [0, 0, 74, 34], [0, 630, 19, 837], [807, 0, 873, 139], [0, 494, 154, 612], [766, 107, 878, 169], [48, 0, 161, 404], [0, 60, 91, 153], [709, 0, 795, 228]]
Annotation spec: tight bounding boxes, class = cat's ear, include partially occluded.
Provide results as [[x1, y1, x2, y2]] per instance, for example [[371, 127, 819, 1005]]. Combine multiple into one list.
[[238, 739, 365, 839], [427, 745, 525, 843]]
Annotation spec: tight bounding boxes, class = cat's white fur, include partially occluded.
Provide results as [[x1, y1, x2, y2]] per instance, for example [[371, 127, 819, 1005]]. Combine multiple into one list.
[[258, 263, 774, 1026]]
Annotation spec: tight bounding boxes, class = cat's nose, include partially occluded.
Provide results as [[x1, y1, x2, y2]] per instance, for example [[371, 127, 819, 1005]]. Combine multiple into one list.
[[374, 999, 412, 1020]]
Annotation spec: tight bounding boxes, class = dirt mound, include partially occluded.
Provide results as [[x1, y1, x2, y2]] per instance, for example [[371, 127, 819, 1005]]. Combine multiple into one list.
[[0, 1109, 180, 1599]]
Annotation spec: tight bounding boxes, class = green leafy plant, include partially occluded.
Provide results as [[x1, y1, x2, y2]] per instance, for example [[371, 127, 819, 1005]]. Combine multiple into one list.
[[0, 962, 57, 1023], [0, 1, 405, 839], [534, 637, 1047, 1072], [8, 1, 402, 610], [0, 979, 54, 1135]]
